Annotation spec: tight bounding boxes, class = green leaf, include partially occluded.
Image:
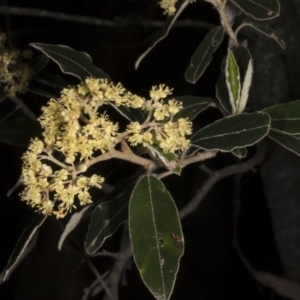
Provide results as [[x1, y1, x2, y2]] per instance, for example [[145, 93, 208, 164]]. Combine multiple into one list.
[[30, 43, 109, 81], [268, 130, 300, 156], [262, 101, 300, 135], [231, 0, 280, 20], [191, 112, 270, 151], [217, 46, 252, 115], [135, 0, 190, 69], [33, 72, 69, 89], [85, 188, 132, 255], [173, 96, 216, 120], [185, 26, 224, 84], [225, 49, 241, 114], [0, 119, 42, 147], [242, 18, 285, 49], [129, 175, 184, 300], [1, 215, 47, 283], [232, 147, 248, 159], [109, 103, 146, 123], [85, 169, 144, 254], [29, 54, 49, 74], [58, 205, 93, 251]]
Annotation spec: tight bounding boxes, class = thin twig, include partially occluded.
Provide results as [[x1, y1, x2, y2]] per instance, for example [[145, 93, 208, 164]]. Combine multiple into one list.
[[81, 270, 109, 300], [102, 224, 132, 300], [86, 259, 114, 299], [179, 145, 266, 219], [0, 6, 215, 30]]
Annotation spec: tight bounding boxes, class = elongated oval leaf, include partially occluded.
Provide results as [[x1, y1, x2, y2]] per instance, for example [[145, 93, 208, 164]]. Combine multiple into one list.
[[173, 96, 216, 120], [0, 120, 42, 147], [217, 46, 252, 115], [85, 188, 132, 255], [129, 175, 184, 300], [242, 18, 285, 49], [30, 43, 109, 81], [268, 130, 300, 156], [238, 58, 253, 114], [226, 49, 241, 114], [231, 0, 280, 20], [1, 215, 47, 283], [135, 0, 189, 69], [263, 101, 300, 135], [185, 26, 224, 84], [58, 205, 93, 251], [191, 112, 270, 151]]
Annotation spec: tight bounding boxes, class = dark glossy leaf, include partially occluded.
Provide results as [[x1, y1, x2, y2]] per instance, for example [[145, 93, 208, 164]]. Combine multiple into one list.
[[135, 0, 189, 69], [185, 26, 224, 84], [173, 96, 216, 120], [225, 49, 241, 113], [58, 205, 93, 251], [129, 175, 184, 300], [263, 101, 300, 135], [0, 119, 42, 147], [109, 103, 146, 123], [0, 215, 47, 283], [33, 72, 68, 89], [216, 46, 252, 114], [268, 130, 300, 156], [85, 188, 132, 255], [191, 112, 270, 151], [216, 71, 232, 114], [30, 43, 109, 81], [85, 169, 145, 254], [231, 0, 280, 20], [232, 147, 248, 159], [242, 18, 285, 49], [29, 54, 49, 74]]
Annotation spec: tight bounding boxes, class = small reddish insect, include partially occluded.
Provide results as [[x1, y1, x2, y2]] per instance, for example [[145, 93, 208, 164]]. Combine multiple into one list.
[[171, 232, 182, 248]]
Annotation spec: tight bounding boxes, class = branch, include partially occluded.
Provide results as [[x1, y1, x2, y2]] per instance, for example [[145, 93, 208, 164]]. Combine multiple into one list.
[[0, 6, 215, 30], [86, 259, 113, 299], [102, 224, 132, 300], [179, 145, 266, 219], [81, 270, 109, 300]]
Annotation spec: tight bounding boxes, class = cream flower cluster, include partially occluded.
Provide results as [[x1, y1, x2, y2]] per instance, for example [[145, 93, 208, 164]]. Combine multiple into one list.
[[0, 31, 33, 97], [127, 84, 192, 153], [158, 0, 196, 16], [21, 78, 192, 217], [21, 138, 104, 218]]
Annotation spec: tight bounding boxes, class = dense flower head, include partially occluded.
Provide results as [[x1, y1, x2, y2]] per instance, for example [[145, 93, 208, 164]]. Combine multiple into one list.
[[21, 78, 193, 217], [0, 30, 33, 97], [158, 0, 196, 16], [158, 0, 178, 15], [127, 84, 192, 153], [21, 138, 104, 218]]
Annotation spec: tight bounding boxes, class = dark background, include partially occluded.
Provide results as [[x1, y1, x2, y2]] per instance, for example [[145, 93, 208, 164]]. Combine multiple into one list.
[[0, 0, 298, 299]]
